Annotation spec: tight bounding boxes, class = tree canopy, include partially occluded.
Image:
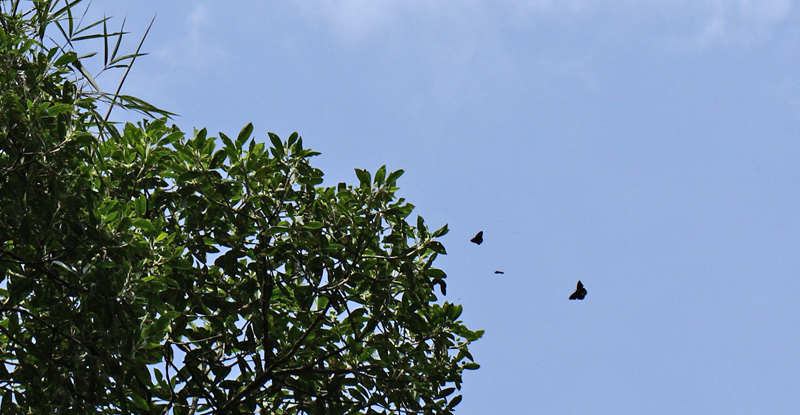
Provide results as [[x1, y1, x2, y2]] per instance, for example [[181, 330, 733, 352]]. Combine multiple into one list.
[[0, 1, 481, 414]]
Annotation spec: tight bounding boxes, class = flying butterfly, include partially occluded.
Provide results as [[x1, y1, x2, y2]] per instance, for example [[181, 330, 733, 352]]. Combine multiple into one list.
[[569, 280, 587, 300], [470, 231, 484, 245]]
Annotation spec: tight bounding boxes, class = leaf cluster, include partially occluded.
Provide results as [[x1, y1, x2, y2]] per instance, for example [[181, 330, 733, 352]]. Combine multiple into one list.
[[0, 2, 482, 414]]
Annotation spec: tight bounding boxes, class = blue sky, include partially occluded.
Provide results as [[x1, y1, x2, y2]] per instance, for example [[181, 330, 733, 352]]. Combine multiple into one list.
[[82, 1, 800, 413]]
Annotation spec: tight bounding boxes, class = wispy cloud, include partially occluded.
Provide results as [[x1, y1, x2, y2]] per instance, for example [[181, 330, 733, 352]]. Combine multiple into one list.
[[685, 0, 793, 47], [738, 0, 792, 24], [290, 0, 409, 41], [291, 0, 794, 47], [284, 0, 795, 107], [152, 4, 226, 68]]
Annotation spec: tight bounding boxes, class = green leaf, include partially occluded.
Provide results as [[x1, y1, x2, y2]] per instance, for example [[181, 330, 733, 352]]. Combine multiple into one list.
[[134, 195, 146, 217], [250, 141, 265, 156], [219, 131, 235, 149], [51, 261, 73, 273], [386, 168, 405, 184], [427, 268, 447, 280], [355, 168, 371, 187], [116, 216, 132, 233], [177, 170, 203, 183], [269, 132, 284, 158], [158, 131, 183, 146], [140, 341, 162, 350], [464, 329, 484, 342], [209, 149, 227, 169], [192, 127, 208, 150], [287, 132, 299, 147], [432, 223, 449, 238], [427, 241, 447, 255], [446, 304, 463, 320], [437, 387, 456, 399], [131, 218, 158, 236], [129, 392, 150, 411], [149, 314, 172, 338], [446, 395, 463, 411], [301, 221, 324, 230], [374, 165, 386, 185], [236, 123, 253, 148], [45, 103, 74, 115]]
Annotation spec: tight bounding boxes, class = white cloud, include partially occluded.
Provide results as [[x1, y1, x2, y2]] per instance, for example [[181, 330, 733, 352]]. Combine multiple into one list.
[[501, 0, 594, 14], [152, 3, 226, 68], [290, 0, 408, 41], [291, 0, 593, 39], [738, 0, 792, 24], [291, 0, 794, 47], [285, 0, 795, 103], [668, 0, 794, 49]]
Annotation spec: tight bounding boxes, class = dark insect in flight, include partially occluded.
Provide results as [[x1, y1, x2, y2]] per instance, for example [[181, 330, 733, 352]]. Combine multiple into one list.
[[494, 270, 504, 274], [470, 231, 483, 245], [569, 280, 587, 300]]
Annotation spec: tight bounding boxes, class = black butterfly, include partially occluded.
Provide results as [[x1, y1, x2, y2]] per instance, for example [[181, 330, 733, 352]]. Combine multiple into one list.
[[569, 280, 587, 300], [494, 270, 504, 274], [470, 231, 483, 245]]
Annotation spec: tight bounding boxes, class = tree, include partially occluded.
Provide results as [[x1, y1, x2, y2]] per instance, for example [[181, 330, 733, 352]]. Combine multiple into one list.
[[0, 1, 482, 414]]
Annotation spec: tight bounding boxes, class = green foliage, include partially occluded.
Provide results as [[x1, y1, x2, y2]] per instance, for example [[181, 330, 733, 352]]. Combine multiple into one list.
[[0, 1, 481, 414]]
